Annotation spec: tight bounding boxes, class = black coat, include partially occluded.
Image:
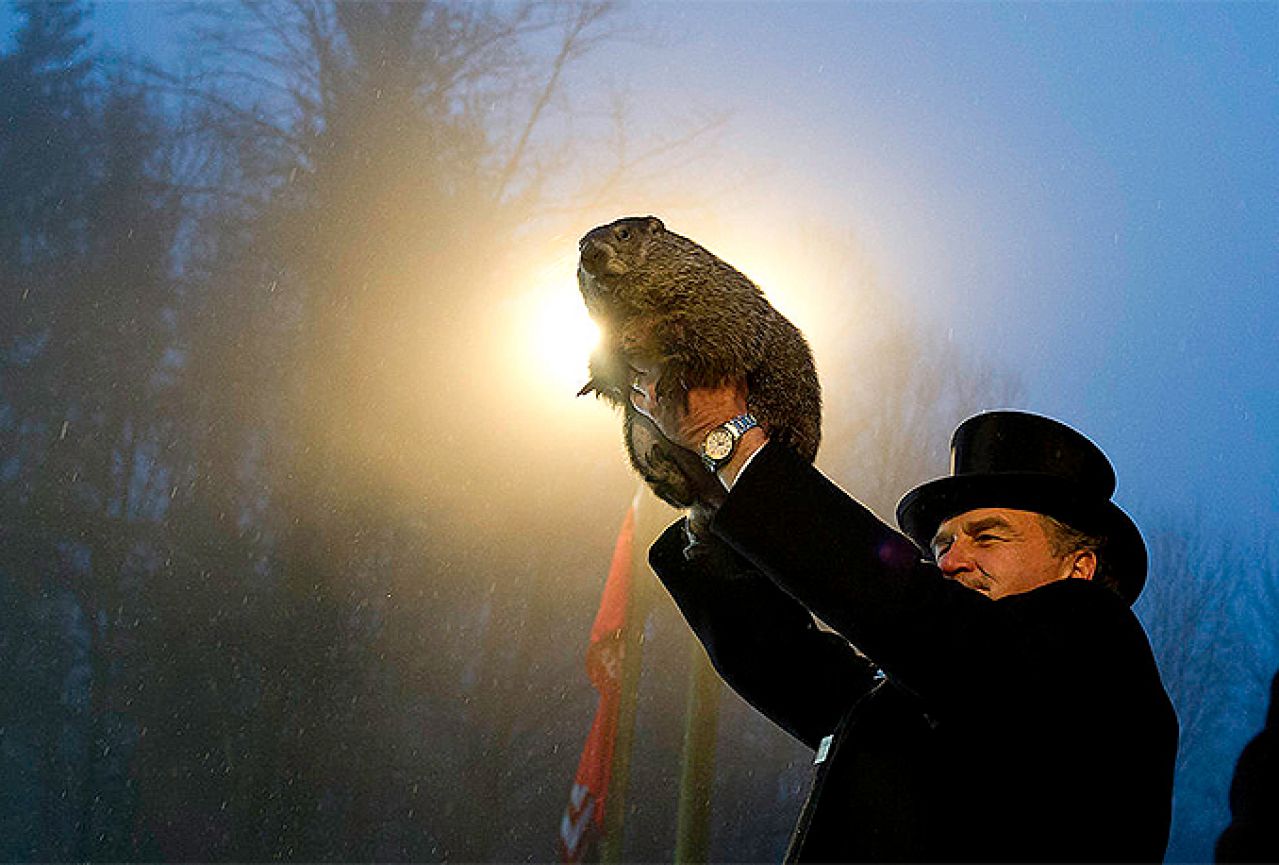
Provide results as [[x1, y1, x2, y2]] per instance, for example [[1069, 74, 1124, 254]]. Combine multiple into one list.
[[649, 444, 1178, 863]]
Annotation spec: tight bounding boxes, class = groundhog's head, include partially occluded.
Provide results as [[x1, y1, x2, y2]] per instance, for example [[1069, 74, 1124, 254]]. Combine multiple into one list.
[[578, 216, 665, 285]]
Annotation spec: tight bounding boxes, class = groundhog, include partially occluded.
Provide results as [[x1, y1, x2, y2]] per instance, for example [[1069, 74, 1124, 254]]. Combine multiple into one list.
[[577, 216, 822, 528]]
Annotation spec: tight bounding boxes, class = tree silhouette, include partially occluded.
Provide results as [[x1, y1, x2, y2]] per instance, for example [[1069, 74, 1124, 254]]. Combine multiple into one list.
[[0, 2, 183, 859], [159, 2, 626, 859], [1137, 523, 1279, 862]]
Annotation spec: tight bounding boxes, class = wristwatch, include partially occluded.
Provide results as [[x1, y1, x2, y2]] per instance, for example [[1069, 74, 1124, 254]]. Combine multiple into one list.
[[699, 413, 759, 474]]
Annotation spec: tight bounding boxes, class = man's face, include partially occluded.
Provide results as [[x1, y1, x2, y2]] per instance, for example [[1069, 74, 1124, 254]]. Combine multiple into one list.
[[930, 507, 1092, 600]]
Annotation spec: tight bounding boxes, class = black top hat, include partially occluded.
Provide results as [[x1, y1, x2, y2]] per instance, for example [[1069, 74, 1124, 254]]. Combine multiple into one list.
[[895, 411, 1147, 604]]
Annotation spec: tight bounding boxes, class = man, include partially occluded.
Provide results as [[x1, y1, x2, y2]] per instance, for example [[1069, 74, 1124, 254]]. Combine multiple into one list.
[[630, 371, 1178, 863]]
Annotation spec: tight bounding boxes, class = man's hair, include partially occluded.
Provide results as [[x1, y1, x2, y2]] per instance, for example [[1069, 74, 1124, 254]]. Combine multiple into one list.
[[1038, 514, 1122, 598]]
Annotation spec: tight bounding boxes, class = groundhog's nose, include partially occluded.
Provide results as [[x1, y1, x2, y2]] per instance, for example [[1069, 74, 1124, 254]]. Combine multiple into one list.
[[580, 238, 609, 273]]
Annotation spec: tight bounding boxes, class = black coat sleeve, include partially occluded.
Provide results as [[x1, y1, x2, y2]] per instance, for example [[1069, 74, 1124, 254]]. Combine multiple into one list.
[[711, 445, 1164, 715], [708, 444, 1053, 705], [649, 519, 879, 750]]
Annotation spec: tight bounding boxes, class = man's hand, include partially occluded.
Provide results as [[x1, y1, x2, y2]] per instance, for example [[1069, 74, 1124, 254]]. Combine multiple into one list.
[[629, 360, 767, 489], [628, 361, 748, 451]]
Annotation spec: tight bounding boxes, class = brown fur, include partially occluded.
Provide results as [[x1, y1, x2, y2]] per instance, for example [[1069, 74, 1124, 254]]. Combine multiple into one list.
[[577, 216, 822, 529]]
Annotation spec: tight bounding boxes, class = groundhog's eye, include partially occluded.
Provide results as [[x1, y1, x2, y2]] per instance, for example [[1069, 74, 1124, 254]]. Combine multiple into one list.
[[616, 227, 632, 241]]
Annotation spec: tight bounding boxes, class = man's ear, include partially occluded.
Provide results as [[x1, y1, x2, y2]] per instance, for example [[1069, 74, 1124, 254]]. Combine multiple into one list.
[[1068, 549, 1098, 582]]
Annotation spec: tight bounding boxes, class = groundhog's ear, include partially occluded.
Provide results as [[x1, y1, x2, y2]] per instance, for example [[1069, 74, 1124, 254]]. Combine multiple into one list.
[[644, 216, 664, 235]]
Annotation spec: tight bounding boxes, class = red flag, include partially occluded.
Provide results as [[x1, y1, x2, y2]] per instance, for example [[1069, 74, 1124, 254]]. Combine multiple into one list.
[[559, 504, 635, 863]]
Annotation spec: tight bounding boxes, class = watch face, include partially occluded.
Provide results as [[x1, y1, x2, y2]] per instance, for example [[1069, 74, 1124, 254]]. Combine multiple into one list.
[[704, 428, 735, 461]]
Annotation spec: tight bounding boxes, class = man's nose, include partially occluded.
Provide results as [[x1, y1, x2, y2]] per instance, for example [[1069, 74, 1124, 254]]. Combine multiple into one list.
[[937, 541, 972, 577]]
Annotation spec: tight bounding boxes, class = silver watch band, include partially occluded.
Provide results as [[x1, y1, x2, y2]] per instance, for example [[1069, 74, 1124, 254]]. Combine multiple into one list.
[[700, 413, 759, 473], [723, 413, 759, 438]]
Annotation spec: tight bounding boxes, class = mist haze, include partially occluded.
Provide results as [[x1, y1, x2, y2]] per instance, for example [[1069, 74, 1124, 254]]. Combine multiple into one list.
[[0, 1, 1274, 861]]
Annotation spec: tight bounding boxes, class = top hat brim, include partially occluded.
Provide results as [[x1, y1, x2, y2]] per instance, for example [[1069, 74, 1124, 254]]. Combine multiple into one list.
[[896, 471, 1147, 604]]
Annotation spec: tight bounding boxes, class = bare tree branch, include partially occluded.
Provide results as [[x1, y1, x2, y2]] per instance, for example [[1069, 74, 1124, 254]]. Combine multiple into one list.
[[494, 2, 615, 202]]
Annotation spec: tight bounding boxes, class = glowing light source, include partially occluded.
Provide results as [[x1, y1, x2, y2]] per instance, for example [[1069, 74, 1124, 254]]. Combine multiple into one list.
[[534, 286, 600, 388], [513, 258, 602, 405]]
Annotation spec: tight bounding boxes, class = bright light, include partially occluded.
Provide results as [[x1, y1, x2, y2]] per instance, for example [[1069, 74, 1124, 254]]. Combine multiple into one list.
[[508, 257, 603, 408], [532, 283, 600, 391]]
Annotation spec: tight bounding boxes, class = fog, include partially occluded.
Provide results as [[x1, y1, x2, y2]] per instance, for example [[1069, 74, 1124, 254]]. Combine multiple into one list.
[[0, 1, 1274, 861]]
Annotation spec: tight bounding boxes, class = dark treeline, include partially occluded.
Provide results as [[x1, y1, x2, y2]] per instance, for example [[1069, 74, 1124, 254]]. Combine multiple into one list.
[[0, 2, 1273, 862], [2, 2, 632, 859]]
